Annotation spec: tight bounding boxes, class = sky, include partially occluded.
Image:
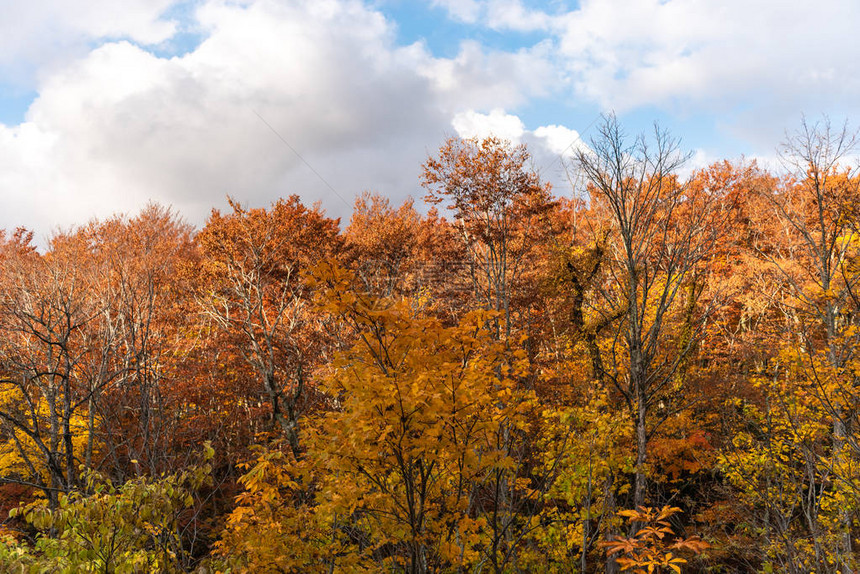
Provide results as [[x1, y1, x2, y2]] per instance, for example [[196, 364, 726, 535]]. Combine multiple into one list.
[[1, 0, 858, 241]]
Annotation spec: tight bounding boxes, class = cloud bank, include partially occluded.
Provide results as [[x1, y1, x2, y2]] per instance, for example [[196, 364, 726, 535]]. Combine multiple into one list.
[[0, 0, 557, 237], [0, 0, 858, 239]]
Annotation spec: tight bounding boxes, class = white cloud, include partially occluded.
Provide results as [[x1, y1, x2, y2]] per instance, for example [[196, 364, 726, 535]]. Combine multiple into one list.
[[431, 0, 551, 32], [532, 124, 587, 158], [429, 0, 860, 151], [486, 0, 551, 32], [8, 0, 853, 240], [418, 39, 556, 109], [0, 0, 557, 238], [452, 109, 526, 142], [551, 0, 860, 122], [0, 0, 178, 86], [430, 0, 482, 23]]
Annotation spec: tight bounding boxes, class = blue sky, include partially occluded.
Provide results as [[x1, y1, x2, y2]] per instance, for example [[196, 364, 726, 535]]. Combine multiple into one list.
[[1, 0, 858, 239]]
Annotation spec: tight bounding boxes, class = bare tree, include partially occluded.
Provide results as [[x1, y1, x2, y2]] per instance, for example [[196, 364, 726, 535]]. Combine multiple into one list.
[[575, 114, 722, 511], [0, 230, 116, 506]]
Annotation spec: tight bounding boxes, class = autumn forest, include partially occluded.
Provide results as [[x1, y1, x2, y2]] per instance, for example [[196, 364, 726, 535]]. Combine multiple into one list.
[[0, 114, 858, 573]]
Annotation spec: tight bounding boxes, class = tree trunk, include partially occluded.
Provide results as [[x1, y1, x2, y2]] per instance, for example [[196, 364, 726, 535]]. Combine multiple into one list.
[[633, 386, 648, 511]]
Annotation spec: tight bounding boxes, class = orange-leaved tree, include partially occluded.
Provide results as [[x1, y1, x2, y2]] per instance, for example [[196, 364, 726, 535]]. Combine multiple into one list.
[[720, 117, 860, 572], [601, 506, 708, 573], [422, 136, 555, 342], [345, 192, 421, 298], [195, 196, 342, 458]]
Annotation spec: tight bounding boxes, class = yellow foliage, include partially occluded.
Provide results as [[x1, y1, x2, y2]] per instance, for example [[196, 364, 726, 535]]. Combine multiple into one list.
[[0, 385, 93, 486], [214, 449, 352, 573], [305, 261, 537, 570]]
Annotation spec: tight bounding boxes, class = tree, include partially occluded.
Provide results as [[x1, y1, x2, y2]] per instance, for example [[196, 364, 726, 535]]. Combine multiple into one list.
[[422, 136, 555, 341], [345, 192, 421, 298], [307, 261, 536, 573], [195, 196, 342, 458], [82, 205, 197, 478], [770, 119, 860, 485], [723, 116, 860, 571], [535, 388, 632, 572], [0, 229, 115, 506], [574, 114, 722, 511], [2, 445, 212, 573], [213, 447, 343, 574]]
